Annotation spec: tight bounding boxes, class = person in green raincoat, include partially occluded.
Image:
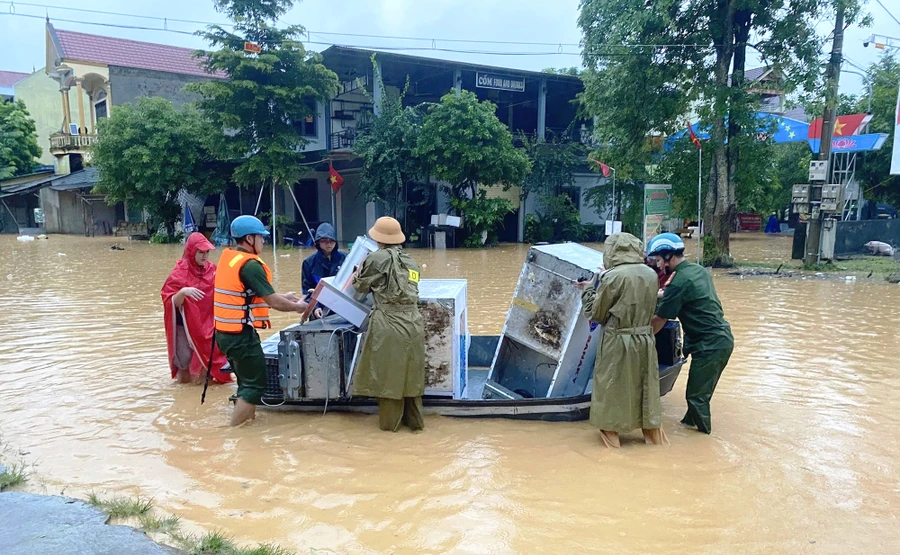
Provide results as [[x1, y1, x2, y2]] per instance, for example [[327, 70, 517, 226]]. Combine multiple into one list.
[[575, 233, 668, 448], [352, 217, 426, 432]]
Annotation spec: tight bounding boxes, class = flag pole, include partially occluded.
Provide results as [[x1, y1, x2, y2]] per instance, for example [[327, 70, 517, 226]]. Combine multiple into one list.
[[697, 147, 702, 263], [612, 168, 617, 222], [330, 158, 337, 235], [272, 183, 277, 260]]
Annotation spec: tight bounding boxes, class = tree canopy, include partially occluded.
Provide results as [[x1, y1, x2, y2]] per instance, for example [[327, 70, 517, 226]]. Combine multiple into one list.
[[0, 100, 41, 180], [856, 53, 900, 208], [415, 90, 530, 205], [578, 0, 864, 264], [189, 0, 339, 189], [92, 97, 227, 235], [354, 59, 423, 218]]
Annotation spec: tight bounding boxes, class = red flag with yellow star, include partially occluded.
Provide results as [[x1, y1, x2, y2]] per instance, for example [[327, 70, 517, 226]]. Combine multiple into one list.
[[688, 124, 702, 150], [329, 162, 344, 193]]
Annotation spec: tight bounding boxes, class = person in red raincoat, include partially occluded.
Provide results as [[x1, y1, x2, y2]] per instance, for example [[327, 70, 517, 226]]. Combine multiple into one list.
[[161, 232, 232, 384]]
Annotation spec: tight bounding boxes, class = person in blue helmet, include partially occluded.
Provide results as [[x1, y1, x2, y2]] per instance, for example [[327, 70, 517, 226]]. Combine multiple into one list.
[[648, 233, 734, 435], [213, 215, 309, 426], [302, 222, 346, 302]]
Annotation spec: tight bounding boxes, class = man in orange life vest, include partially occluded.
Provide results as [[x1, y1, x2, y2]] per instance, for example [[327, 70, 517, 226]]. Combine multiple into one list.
[[214, 215, 309, 426]]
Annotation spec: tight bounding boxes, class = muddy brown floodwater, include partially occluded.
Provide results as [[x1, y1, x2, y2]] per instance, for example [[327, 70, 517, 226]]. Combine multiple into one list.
[[2, 233, 899, 554]]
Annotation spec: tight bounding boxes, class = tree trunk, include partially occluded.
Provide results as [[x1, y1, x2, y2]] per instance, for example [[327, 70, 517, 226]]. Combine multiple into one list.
[[705, 0, 736, 266]]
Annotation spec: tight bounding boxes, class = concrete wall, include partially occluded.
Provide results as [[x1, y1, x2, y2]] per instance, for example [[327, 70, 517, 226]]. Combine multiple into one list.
[[40, 189, 116, 235], [14, 65, 108, 165], [14, 70, 65, 165], [337, 171, 368, 242], [108, 66, 209, 108], [41, 188, 79, 234], [835, 219, 900, 256]]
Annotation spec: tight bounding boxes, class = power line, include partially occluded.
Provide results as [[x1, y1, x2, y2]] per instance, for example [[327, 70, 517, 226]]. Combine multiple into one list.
[[3, 1, 717, 53], [874, 0, 900, 28]]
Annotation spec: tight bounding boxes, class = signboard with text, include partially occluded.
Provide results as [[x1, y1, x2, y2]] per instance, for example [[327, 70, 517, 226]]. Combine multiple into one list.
[[642, 184, 672, 246], [476, 72, 525, 92]]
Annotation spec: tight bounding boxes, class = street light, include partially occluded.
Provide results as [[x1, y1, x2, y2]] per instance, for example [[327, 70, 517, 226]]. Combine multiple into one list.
[[863, 34, 900, 51]]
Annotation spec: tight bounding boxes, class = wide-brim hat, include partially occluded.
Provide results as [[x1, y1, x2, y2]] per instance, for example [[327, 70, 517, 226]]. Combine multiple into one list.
[[368, 216, 406, 244]]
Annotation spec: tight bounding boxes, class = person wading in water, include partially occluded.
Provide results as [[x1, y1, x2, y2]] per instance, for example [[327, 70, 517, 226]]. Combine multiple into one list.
[[350, 217, 426, 432], [649, 233, 734, 435], [576, 232, 668, 448], [213, 216, 309, 426]]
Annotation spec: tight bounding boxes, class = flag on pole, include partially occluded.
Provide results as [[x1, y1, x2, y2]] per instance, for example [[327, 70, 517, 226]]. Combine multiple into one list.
[[588, 156, 611, 177], [688, 124, 702, 150], [329, 162, 344, 193]]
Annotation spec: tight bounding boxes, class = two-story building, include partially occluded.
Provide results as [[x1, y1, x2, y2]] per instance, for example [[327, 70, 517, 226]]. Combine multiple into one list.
[[297, 46, 602, 243], [11, 23, 224, 234]]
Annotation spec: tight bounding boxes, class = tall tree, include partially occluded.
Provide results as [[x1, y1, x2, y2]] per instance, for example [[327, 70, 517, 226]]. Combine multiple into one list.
[[0, 100, 41, 180], [415, 90, 530, 207], [579, 0, 858, 264], [856, 53, 900, 208], [92, 97, 228, 236], [354, 58, 423, 219], [189, 0, 339, 200]]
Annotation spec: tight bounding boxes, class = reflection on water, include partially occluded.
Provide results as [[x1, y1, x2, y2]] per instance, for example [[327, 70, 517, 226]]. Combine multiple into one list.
[[1, 233, 899, 554]]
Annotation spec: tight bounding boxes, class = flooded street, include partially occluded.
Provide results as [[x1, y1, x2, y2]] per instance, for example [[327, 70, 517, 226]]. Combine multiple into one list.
[[2, 233, 899, 554]]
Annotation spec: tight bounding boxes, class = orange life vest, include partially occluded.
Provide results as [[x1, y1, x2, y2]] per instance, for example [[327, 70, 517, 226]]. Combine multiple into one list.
[[213, 248, 272, 333]]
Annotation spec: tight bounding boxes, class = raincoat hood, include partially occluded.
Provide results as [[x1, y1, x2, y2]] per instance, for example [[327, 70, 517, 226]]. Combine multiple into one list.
[[604, 233, 645, 269], [180, 232, 216, 278], [315, 222, 337, 246]]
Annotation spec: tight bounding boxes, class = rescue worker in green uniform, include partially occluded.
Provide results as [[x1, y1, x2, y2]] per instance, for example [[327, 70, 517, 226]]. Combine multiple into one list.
[[575, 233, 668, 448], [648, 233, 734, 435], [351, 217, 426, 432], [214, 216, 309, 427]]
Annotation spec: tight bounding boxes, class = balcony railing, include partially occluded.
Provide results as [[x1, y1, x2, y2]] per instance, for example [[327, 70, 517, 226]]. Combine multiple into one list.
[[50, 133, 98, 152]]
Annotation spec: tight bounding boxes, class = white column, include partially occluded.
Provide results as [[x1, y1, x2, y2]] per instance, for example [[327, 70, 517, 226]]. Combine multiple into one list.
[[537, 78, 547, 142], [373, 60, 383, 116], [454, 69, 462, 94]]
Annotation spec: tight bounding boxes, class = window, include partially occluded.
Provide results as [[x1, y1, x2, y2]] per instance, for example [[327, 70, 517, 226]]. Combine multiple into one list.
[[297, 98, 317, 137], [94, 90, 108, 121]]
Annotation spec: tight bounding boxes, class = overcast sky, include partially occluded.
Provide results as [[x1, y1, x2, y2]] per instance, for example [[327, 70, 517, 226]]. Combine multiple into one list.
[[1, 0, 898, 98]]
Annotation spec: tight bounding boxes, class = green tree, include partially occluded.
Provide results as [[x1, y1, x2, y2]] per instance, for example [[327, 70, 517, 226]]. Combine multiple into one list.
[[0, 100, 41, 180], [855, 53, 900, 208], [189, 0, 339, 204], [541, 67, 583, 76], [354, 57, 423, 218], [450, 190, 514, 247], [415, 90, 530, 208], [579, 0, 863, 265], [520, 132, 582, 203], [92, 97, 227, 236]]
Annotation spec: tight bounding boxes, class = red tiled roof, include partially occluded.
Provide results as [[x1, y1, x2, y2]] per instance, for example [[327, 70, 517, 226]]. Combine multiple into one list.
[[53, 28, 216, 78], [0, 70, 28, 88]]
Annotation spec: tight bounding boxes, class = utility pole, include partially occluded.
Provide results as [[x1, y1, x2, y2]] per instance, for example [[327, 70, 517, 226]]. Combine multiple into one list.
[[805, 5, 845, 266]]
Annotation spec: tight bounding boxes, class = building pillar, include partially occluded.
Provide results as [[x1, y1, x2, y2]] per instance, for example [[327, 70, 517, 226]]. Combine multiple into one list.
[[537, 78, 547, 142], [60, 89, 71, 130], [75, 79, 86, 134], [89, 95, 96, 133], [508, 104, 514, 132], [373, 60, 383, 116], [454, 68, 462, 94]]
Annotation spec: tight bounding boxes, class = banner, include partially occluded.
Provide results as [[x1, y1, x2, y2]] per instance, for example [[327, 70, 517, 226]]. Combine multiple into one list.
[[643, 184, 672, 246], [892, 79, 900, 175]]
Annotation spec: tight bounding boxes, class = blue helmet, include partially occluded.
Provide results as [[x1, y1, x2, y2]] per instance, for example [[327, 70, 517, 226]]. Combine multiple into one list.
[[231, 215, 270, 239], [646, 233, 685, 257]]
